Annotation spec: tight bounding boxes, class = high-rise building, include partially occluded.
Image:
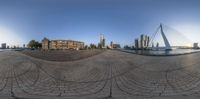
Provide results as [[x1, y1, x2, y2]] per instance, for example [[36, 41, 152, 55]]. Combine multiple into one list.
[[135, 39, 139, 49], [23, 44, 26, 48], [1, 43, 6, 49], [156, 42, 159, 48], [140, 34, 150, 49], [152, 43, 154, 48], [143, 35, 150, 48], [110, 41, 113, 48], [100, 34, 106, 48], [144, 35, 147, 48], [147, 36, 150, 47], [193, 43, 199, 49], [140, 34, 144, 49]]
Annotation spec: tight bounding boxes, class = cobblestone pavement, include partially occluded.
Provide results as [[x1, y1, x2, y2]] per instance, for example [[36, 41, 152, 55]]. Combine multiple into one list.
[[21, 50, 104, 61], [0, 50, 200, 99]]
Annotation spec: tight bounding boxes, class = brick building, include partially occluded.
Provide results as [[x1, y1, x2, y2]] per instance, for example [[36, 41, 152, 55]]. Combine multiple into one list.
[[42, 37, 84, 50]]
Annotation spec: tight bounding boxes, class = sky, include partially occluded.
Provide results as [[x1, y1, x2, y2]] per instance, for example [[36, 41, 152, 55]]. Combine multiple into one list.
[[0, 0, 200, 47]]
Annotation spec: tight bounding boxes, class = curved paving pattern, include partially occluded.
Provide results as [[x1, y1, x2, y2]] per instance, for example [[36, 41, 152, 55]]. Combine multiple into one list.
[[0, 50, 200, 99]]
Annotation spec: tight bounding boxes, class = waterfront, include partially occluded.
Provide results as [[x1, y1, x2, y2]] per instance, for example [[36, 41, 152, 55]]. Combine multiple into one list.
[[121, 49, 200, 56], [0, 50, 200, 99]]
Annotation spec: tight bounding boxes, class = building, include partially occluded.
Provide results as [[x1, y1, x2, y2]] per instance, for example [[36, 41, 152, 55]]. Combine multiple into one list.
[[140, 34, 144, 49], [112, 44, 121, 48], [135, 34, 150, 50], [42, 37, 84, 50], [135, 39, 139, 49], [145, 35, 150, 48], [156, 42, 159, 48], [110, 41, 113, 48], [110, 41, 120, 49], [23, 44, 26, 48], [193, 43, 199, 49], [42, 37, 50, 50], [140, 34, 150, 49], [1, 43, 6, 49], [100, 34, 106, 48]]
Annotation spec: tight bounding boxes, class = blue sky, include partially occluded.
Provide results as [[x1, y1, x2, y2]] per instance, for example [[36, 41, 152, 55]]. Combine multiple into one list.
[[0, 0, 200, 47]]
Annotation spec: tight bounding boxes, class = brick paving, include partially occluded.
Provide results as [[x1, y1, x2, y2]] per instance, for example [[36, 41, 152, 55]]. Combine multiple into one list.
[[0, 50, 200, 99]]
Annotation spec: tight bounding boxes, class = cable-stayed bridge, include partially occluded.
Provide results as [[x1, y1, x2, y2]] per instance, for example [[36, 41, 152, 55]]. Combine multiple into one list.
[[149, 24, 193, 50]]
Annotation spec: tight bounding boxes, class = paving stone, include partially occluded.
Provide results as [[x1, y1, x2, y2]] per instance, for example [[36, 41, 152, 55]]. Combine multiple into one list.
[[0, 50, 200, 99]]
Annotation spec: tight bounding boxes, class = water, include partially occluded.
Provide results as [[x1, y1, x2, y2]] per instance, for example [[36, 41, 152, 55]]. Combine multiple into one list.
[[1, 48, 200, 56], [0, 49, 18, 52], [121, 49, 200, 56]]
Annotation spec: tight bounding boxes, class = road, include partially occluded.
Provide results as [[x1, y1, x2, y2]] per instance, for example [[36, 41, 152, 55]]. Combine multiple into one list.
[[0, 50, 200, 99]]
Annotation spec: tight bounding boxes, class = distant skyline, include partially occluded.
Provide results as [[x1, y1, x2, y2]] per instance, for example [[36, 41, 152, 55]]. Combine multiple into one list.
[[0, 0, 200, 47]]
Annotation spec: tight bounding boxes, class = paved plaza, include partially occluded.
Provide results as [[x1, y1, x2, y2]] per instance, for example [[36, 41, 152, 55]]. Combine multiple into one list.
[[0, 50, 200, 99]]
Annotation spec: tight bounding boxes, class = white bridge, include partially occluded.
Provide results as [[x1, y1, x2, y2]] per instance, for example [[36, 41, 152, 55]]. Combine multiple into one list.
[[150, 24, 172, 51]]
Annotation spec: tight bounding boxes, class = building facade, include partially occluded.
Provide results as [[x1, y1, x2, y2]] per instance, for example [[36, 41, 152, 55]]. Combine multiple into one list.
[[140, 34, 150, 49], [135, 39, 139, 49], [112, 44, 121, 48], [193, 43, 199, 49], [100, 34, 106, 48], [1, 43, 6, 49], [110, 41, 120, 49], [110, 41, 113, 48], [42, 37, 84, 50], [135, 34, 150, 50]]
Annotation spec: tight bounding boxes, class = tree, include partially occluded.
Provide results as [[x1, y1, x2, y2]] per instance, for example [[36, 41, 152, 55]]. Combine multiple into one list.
[[84, 45, 88, 49], [90, 44, 96, 49], [27, 40, 42, 49]]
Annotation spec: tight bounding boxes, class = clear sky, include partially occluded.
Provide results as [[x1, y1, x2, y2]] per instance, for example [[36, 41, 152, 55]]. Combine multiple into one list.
[[0, 0, 200, 47]]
